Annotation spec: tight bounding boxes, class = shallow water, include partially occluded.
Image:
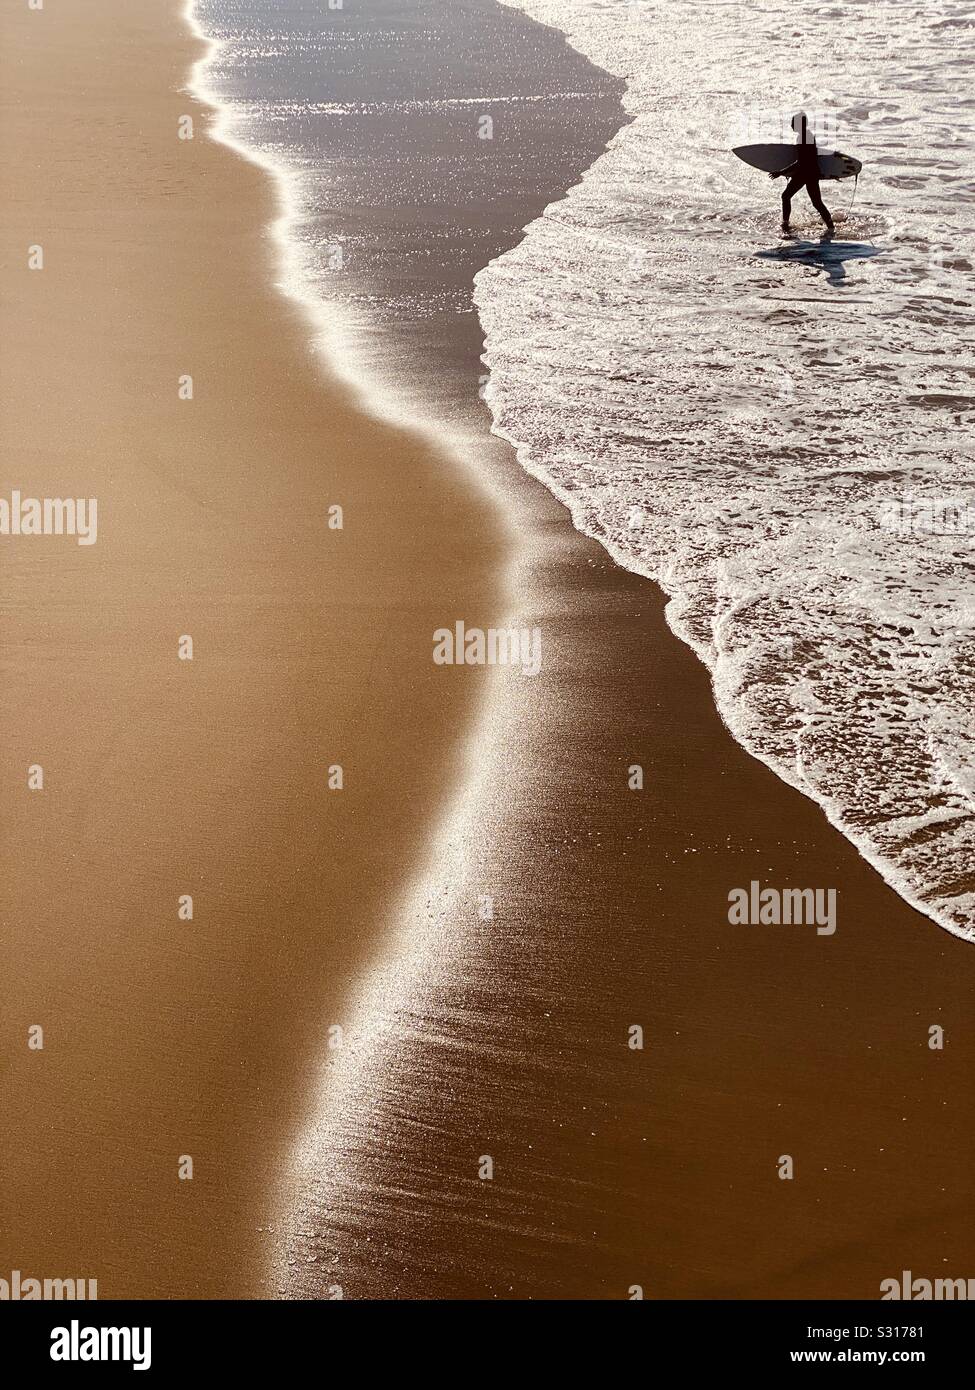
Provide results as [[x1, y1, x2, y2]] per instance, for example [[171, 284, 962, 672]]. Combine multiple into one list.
[[480, 0, 975, 940], [192, 0, 624, 434]]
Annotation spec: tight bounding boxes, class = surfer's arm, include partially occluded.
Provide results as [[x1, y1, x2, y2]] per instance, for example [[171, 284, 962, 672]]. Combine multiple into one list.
[[770, 159, 799, 179]]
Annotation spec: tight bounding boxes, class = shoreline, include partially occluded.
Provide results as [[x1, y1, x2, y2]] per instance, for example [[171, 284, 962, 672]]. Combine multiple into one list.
[[181, 2, 498, 453], [489, 407, 974, 946]]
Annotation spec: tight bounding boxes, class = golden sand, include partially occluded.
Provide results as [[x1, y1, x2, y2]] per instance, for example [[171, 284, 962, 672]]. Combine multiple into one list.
[[0, 0, 504, 1297]]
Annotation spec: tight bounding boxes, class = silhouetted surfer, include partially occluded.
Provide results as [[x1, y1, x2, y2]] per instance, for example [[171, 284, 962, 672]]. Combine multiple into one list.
[[770, 112, 834, 236]]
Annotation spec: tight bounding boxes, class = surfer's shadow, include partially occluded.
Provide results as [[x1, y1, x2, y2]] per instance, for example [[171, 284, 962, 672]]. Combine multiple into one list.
[[755, 238, 883, 286]]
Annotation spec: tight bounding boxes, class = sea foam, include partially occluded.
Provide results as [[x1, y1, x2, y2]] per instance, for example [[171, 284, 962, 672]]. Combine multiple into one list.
[[478, 0, 975, 940]]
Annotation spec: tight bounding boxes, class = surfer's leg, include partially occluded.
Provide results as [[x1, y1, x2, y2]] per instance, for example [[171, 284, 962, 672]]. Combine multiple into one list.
[[781, 176, 803, 229], [806, 178, 834, 231]]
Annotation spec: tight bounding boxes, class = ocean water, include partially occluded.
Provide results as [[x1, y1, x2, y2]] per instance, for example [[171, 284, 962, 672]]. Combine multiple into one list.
[[480, 0, 975, 940], [193, 0, 975, 943], [189, 0, 624, 435]]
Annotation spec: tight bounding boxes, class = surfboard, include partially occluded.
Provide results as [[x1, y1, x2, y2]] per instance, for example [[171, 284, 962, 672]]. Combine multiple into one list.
[[733, 143, 862, 181]]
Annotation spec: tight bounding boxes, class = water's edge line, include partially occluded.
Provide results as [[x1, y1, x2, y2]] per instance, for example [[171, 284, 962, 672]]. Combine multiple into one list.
[[181, 0, 514, 486], [179, 0, 529, 1290], [486, 410, 971, 945]]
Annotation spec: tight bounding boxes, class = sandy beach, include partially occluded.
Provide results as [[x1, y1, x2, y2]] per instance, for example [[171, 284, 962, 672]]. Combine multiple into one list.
[[0, 0, 505, 1297], [2, 0, 973, 1304]]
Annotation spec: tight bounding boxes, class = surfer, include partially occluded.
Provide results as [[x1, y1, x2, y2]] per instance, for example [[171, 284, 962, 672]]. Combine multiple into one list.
[[770, 113, 834, 236]]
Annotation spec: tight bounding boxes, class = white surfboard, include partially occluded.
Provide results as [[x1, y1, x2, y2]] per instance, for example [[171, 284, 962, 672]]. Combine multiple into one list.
[[733, 143, 862, 181]]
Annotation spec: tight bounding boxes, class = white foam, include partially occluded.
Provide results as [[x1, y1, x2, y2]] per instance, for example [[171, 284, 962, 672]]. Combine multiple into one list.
[[479, 0, 975, 940]]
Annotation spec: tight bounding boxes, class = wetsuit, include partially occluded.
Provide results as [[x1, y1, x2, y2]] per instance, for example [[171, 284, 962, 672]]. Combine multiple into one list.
[[779, 137, 834, 230]]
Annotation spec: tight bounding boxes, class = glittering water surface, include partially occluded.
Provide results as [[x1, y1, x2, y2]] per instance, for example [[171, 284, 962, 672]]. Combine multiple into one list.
[[481, 0, 975, 939], [193, 0, 624, 429]]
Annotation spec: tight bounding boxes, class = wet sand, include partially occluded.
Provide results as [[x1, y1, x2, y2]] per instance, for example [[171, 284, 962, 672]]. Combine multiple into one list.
[[0, 0, 505, 1297], [286, 518, 975, 1297]]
